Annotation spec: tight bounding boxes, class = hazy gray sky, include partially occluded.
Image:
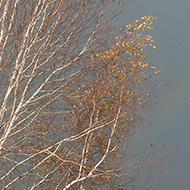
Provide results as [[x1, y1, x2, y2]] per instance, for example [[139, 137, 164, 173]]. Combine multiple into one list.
[[118, 0, 190, 189]]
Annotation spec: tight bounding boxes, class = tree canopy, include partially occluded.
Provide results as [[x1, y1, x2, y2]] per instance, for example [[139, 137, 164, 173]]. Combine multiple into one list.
[[0, 0, 161, 189]]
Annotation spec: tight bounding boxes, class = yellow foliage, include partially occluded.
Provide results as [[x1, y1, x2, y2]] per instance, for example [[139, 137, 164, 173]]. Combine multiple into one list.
[[67, 16, 160, 127]]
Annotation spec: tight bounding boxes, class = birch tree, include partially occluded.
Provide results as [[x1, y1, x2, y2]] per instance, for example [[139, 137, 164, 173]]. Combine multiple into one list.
[[0, 0, 162, 189]]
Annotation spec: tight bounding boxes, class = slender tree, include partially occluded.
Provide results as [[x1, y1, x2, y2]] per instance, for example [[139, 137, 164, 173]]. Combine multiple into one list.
[[0, 0, 162, 189]]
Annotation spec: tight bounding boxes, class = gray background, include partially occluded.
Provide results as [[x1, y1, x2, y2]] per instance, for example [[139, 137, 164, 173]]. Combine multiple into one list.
[[118, 0, 190, 189]]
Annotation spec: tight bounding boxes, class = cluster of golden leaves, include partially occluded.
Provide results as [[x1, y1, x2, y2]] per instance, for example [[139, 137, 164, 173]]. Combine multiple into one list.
[[67, 16, 160, 131], [93, 15, 160, 73], [78, 16, 160, 110]]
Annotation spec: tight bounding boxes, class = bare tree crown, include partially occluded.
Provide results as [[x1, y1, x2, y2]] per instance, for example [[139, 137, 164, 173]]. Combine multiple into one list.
[[0, 0, 161, 189]]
